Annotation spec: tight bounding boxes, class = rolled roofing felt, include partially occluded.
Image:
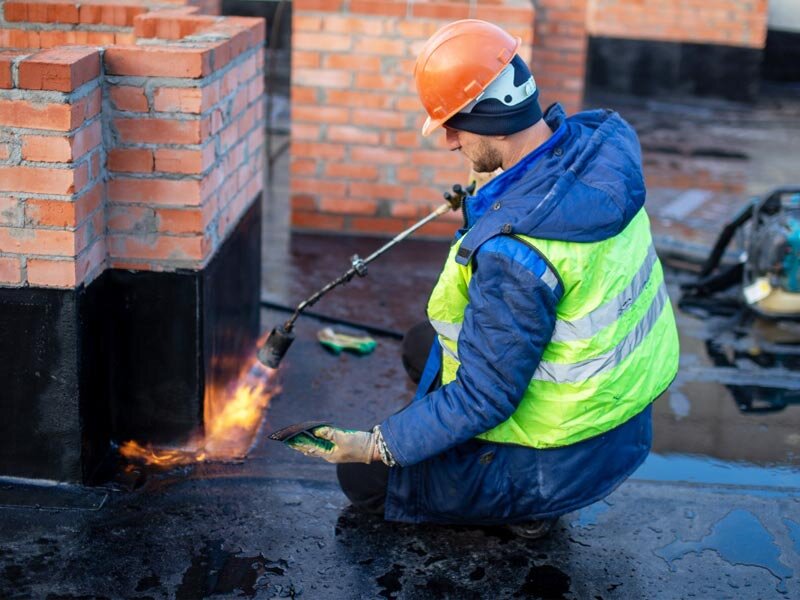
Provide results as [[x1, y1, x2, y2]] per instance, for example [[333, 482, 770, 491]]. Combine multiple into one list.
[[268, 421, 330, 442]]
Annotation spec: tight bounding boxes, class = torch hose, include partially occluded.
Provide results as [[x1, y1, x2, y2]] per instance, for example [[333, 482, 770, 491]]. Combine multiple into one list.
[[260, 299, 403, 339]]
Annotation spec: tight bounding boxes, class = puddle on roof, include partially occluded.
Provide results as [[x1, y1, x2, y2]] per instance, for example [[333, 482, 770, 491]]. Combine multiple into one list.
[[638, 271, 800, 488]]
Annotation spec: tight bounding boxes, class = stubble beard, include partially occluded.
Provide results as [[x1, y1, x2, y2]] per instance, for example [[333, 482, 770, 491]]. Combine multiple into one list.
[[471, 139, 503, 173]]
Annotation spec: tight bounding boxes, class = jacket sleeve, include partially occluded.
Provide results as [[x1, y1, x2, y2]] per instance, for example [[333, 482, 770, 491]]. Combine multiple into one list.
[[379, 237, 563, 466]]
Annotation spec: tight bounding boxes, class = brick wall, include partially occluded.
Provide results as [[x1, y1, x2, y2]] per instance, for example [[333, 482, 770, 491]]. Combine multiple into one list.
[[0, 0, 265, 288], [531, 0, 587, 115], [290, 0, 535, 239], [588, 0, 769, 48]]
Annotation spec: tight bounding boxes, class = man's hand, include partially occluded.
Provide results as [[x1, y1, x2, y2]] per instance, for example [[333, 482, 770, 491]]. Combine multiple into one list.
[[285, 426, 378, 464]]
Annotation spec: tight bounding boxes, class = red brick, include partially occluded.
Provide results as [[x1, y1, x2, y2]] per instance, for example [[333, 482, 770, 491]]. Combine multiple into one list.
[[157, 208, 203, 234], [108, 178, 202, 206], [18, 46, 100, 92], [107, 205, 154, 233], [324, 53, 381, 72], [0, 51, 25, 89], [0, 256, 21, 284], [5, 1, 79, 23], [291, 194, 316, 211], [326, 125, 379, 145], [293, 0, 344, 13], [72, 120, 103, 157], [0, 165, 82, 195], [114, 118, 205, 144], [293, 32, 351, 52], [0, 197, 22, 226], [354, 37, 406, 56], [325, 163, 380, 180], [110, 85, 148, 112], [292, 86, 318, 104], [22, 134, 71, 162], [351, 216, 408, 234], [349, 0, 407, 17], [291, 210, 345, 231], [134, 12, 216, 40], [26, 258, 76, 287], [108, 148, 153, 173], [292, 178, 346, 196], [0, 226, 74, 255], [293, 51, 321, 69], [291, 158, 318, 176], [411, 2, 470, 19], [326, 90, 393, 110], [319, 197, 377, 215], [351, 146, 407, 165], [293, 67, 352, 89], [152, 87, 204, 113], [104, 46, 212, 78], [292, 105, 350, 125], [349, 182, 405, 200], [0, 99, 78, 131], [108, 234, 205, 262], [0, 29, 41, 49], [357, 108, 407, 129], [353, 72, 407, 92], [155, 146, 214, 174], [291, 141, 346, 160], [291, 122, 321, 141], [75, 182, 103, 222], [80, 3, 147, 27], [75, 236, 106, 284], [323, 15, 385, 35], [25, 199, 77, 228]]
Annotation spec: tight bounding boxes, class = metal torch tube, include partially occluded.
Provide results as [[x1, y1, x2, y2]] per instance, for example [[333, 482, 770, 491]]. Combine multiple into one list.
[[281, 201, 453, 331]]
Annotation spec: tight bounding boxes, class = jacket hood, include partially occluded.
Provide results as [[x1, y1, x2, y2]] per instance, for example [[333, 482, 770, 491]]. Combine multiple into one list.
[[457, 104, 646, 263]]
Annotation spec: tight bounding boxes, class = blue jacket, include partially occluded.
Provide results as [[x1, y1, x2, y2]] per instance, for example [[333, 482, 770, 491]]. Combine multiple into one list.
[[380, 104, 654, 524]]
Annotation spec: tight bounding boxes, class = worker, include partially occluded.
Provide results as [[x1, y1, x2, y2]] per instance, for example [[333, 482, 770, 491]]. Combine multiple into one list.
[[286, 19, 680, 537]]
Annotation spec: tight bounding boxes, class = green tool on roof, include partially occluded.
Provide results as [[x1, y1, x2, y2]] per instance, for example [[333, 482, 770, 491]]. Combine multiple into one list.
[[317, 327, 377, 356]]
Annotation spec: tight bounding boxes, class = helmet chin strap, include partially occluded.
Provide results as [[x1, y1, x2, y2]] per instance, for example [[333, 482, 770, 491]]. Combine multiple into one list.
[[459, 62, 537, 115]]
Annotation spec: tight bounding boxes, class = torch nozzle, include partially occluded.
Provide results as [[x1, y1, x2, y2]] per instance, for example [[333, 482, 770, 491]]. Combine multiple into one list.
[[257, 324, 296, 368]]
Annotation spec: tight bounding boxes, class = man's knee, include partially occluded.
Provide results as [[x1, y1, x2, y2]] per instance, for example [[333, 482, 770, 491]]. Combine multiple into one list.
[[402, 321, 436, 384], [336, 462, 390, 516]]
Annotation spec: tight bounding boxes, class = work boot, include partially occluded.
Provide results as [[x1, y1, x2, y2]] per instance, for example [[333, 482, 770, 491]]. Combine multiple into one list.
[[507, 518, 558, 540]]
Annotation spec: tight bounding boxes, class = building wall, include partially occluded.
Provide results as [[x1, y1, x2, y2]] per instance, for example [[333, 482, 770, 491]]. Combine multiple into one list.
[[588, 0, 769, 48], [0, 0, 262, 288], [290, 0, 535, 239], [0, 0, 265, 483]]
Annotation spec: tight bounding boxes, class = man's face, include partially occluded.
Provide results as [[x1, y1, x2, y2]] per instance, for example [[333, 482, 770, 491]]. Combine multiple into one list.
[[444, 126, 503, 173]]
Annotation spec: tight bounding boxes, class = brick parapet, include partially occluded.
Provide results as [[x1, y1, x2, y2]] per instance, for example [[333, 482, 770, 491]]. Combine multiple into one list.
[[290, 0, 535, 239], [0, 0, 265, 288]]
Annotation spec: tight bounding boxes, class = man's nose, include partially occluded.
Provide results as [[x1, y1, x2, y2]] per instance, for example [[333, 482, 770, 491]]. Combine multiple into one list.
[[444, 127, 460, 151]]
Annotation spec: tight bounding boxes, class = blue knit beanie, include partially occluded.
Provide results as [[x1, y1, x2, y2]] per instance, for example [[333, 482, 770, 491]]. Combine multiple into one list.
[[445, 55, 542, 136]]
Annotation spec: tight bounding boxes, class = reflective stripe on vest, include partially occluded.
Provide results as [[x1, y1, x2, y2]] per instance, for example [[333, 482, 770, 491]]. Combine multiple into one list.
[[550, 243, 658, 343], [533, 282, 668, 384]]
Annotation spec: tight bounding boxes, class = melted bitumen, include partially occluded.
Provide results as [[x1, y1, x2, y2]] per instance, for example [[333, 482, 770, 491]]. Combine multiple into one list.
[[175, 540, 290, 599]]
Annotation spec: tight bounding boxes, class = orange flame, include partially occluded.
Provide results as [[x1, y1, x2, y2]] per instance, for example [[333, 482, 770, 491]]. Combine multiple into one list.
[[119, 353, 278, 468]]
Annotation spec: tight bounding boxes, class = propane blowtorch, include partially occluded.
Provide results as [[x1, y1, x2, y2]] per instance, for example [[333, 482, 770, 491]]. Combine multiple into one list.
[[257, 181, 476, 369]]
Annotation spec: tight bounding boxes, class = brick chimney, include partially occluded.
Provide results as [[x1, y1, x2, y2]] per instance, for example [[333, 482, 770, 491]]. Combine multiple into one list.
[[0, 1, 266, 483]]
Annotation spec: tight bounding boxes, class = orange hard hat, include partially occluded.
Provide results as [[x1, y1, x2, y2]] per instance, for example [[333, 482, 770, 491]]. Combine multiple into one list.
[[414, 19, 521, 137]]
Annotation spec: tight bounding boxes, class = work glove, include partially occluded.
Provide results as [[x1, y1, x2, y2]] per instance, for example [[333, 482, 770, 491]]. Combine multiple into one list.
[[285, 426, 378, 464]]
